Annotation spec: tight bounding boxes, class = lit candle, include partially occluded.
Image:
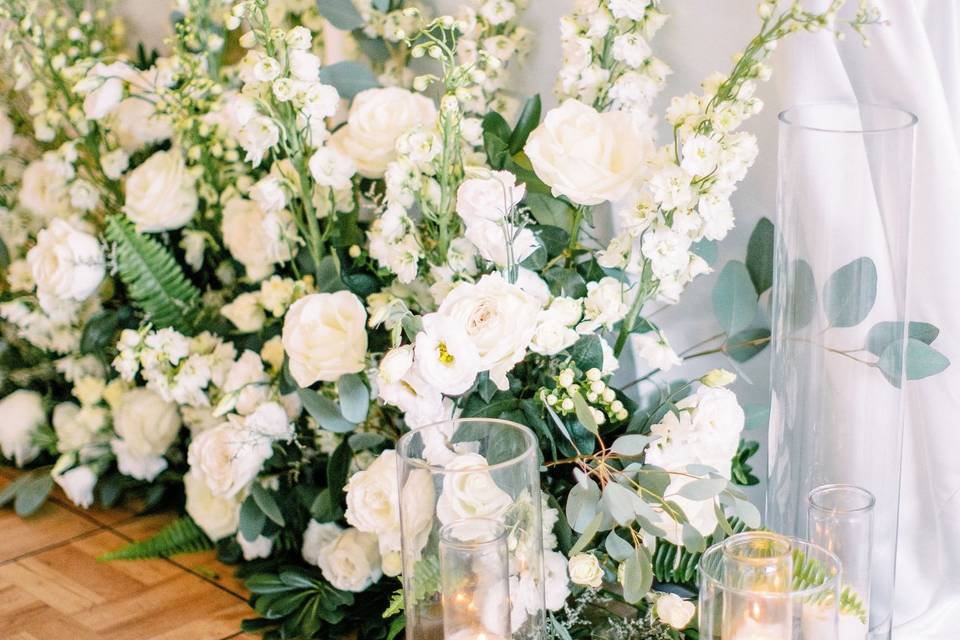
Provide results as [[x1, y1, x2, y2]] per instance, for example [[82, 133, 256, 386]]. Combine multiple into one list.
[[728, 616, 791, 640], [444, 629, 509, 640]]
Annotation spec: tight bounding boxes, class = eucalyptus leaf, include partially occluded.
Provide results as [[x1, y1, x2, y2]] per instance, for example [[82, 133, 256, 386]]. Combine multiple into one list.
[[681, 523, 706, 553], [240, 495, 266, 541], [866, 321, 940, 356], [605, 531, 634, 562], [877, 337, 950, 386], [298, 388, 356, 433], [677, 477, 727, 501], [569, 512, 603, 556], [251, 482, 285, 526], [746, 217, 775, 295], [318, 61, 379, 99], [348, 432, 386, 450], [732, 497, 761, 528], [565, 477, 600, 533], [621, 548, 653, 604], [744, 403, 770, 430], [572, 391, 599, 436], [610, 434, 654, 457], [316, 0, 364, 30], [603, 482, 638, 527], [336, 374, 369, 423], [692, 238, 718, 266], [725, 327, 771, 363], [712, 260, 759, 334], [787, 258, 818, 330], [823, 257, 877, 328], [14, 473, 53, 517]]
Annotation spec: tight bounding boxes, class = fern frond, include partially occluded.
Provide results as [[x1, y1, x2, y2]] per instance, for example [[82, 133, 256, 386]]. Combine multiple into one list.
[[105, 215, 200, 333], [98, 516, 213, 561], [653, 517, 749, 588], [792, 549, 868, 623]]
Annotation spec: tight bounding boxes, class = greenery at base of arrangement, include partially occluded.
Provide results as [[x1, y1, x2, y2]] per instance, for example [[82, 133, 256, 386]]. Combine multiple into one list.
[[98, 515, 213, 560]]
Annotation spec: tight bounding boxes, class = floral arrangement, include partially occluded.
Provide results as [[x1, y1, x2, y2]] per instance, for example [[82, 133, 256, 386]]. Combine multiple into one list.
[[0, 1, 893, 638]]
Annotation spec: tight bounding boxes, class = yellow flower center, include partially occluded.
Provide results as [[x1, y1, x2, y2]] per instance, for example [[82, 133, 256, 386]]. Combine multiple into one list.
[[436, 341, 455, 365]]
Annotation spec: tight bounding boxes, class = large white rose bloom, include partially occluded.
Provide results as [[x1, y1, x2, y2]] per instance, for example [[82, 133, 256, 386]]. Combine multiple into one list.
[[524, 99, 650, 205], [301, 519, 343, 566], [0, 390, 46, 466], [434, 273, 541, 390], [123, 150, 198, 232], [184, 470, 242, 540], [331, 87, 437, 178], [221, 197, 297, 281], [111, 388, 181, 481], [27, 219, 105, 307], [19, 157, 73, 220], [436, 453, 513, 528], [281, 291, 367, 387], [455, 170, 526, 226], [187, 421, 273, 498], [316, 527, 383, 592]]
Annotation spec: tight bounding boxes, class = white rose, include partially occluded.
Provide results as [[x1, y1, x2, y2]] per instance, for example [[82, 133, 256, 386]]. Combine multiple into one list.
[[331, 87, 437, 178], [79, 63, 125, 120], [123, 150, 198, 232], [302, 519, 343, 566], [223, 350, 270, 415], [221, 197, 297, 281], [0, 390, 45, 466], [378, 346, 414, 384], [288, 50, 321, 81], [656, 592, 696, 630], [281, 292, 368, 387], [52, 459, 97, 509], [113, 388, 181, 457], [456, 170, 526, 226], [20, 158, 72, 220], [53, 402, 90, 451], [568, 553, 604, 588], [187, 422, 272, 498], [112, 437, 169, 481], [237, 532, 274, 560], [113, 97, 173, 152], [415, 314, 482, 395], [435, 273, 540, 390], [184, 470, 241, 540], [345, 450, 400, 539], [529, 314, 579, 357], [316, 527, 383, 592], [436, 453, 513, 529], [464, 219, 538, 269], [221, 292, 266, 333], [0, 109, 13, 154], [27, 219, 105, 305], [524, 99, 650, 205], [633, 331, 682, 372], [309, 146, 357, 191]]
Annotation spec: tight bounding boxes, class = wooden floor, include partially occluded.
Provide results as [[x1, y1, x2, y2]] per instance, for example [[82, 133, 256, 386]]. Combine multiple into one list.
[[0, 468, 258, 640]]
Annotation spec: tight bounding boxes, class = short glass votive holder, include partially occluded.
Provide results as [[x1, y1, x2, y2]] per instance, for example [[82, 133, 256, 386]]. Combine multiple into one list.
[[699, 532, 842, 640], [808, 484, 876, 640]]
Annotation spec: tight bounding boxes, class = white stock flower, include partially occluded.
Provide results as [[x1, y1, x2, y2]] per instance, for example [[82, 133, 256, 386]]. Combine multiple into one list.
[[281, 292, 368, 387], [123, 150, 198, 232], [331, 87, 437, 178], [288, 50, 321, 81], [436, 453, 513, 528], [656, 592, 696, 629], [316, 527, 383, 592], [0, 390, 45, 466], [309, 146, 357, 190], [568, 553, 604, 588], [434, 273, 540, 390], [456, 170, 526, 226], [415, 313, 483, 395], [609, 0, 652, 21], [238, 115, 280, 166], [27, 219, 105, 306], [184, 470, 241, 540], [580, 277, 630, 331], [633, 331, 682, 371], [681, 134, 722, 177], [525, 99, 650, 206], [611, 33, 652, 68], [52, 460, 97, 508], [221, 197, 297, 281], [111, 388, 181, 480]]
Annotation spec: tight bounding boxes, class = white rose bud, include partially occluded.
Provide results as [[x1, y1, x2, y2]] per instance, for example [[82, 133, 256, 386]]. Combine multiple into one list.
[[568, 553, 604, 588], [656, 592, 696, 629], [702, 368, 737, 388], [52, 457, 97, 508]]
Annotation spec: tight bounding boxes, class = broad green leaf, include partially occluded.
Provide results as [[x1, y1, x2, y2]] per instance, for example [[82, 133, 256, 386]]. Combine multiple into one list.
[[677, 477, 727, 501], [298, 388, 356, 432], [866, 321, 940, 356], [610, 434, 654, 457], [566, 335, 603, 372], [634, 468, 670, 498], [823, 257, 877, 328], [240, 495, 266, 541], [348, 432, 386, 450], [565, 477, 600, 533], [14, 473, 53, 517], [544, 266, 587, 298], [715, 502, 736, 536], [787, 258, 818, 330], [605, 531, 634, 562], [509, 94, 541, 154], [621, 548, 653, 604], [712, 260, 759, 334], [318, 61, 379, 99], [746, 217, 775, 294], [314, 255, 345, 293], [532, 224, 570, 258], [251, 482, 285, 526], [692, 238, 718, 265], [681, 523, 706, 553], [336, 374, 369, 423], [526, 193, 576, 233], [0, 474, 31, 507], [482, 111, 512, 169], [569, 512, 603, 555], [572, 391, 599, 436], [327, 439, 353, 498], [316, 0, 364, 30], [725, 327, 771, 362], [80, 309, 121, 354], [732, 497, 761, 528], [877, 338, 950, 386], [603, 482, 638, 527]]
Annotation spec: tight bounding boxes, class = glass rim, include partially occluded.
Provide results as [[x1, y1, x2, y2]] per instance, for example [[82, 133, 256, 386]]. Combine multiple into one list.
[[778, 101, 918, 135], [721, 531, 793, 566], [396, 417, 538, 473], [699, 535, 841, 599], [808, 483, 877, 515], [439, 517, 508, 550]]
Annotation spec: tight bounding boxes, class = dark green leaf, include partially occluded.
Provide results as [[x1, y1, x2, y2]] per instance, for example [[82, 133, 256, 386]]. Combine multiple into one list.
[[725, 327, 771, 362], [326, 438, 353, 499], [482, 111, 512, 169], [746, 217, 775, 295], [543, 266, 587, 298], [531, 224, 569, 258], [509, 94, 541, 154], [298, 388, 356, 432], [245, 574, 297, 594], [712, 261, 759, 334], [566, 335, 603, 371], [240, 495, 266, 542], [336, 374, 369, 423], [315, 0, 364, 30], [251, 482, 285, 527], [525, 193, 576, 232], [80, 310, 121, 354], [866, 321, 939, 356], [823, 257, 877, 328]]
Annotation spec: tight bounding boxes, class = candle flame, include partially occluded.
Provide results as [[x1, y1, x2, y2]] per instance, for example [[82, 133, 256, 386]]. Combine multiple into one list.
[[750, 601, 762, 620]]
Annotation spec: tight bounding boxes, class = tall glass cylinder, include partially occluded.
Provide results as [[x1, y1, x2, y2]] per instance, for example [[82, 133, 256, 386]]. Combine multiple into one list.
[[766, 103, 917, 640], [808, 484, 876, 640], [397, 418, 545, 640]]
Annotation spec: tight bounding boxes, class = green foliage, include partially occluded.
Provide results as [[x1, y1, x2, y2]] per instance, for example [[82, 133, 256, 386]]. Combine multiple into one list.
[[509, 94, 542, 154], [792, 549, 868, 623], [0, 471, 54, 517], [745, 217, 775, 295], [877, 337, 951, 387], [712, 260, 759, 334], [298, 388, 357, 432], [105, 215, 200, 333], [823, 257, 877, 328], [315, 0, 364, 30], [731, 440, 760, 486], [725, 327, 771, 363], [243, 565, 356, 638], [652, 517, 748, 589], [866, 321, 939, 356], [318, 61, 379, 99], [336, 374, 370, 423], [786, 258, 818, 330], [98, 516, 213, 560]]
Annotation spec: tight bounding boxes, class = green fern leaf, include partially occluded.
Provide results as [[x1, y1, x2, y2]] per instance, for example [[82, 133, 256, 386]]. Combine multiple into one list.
[[653, 517, 749, 588], [792, 549, 868, 623], [98, 516, 213, 561], [105, 215, 200, 333]]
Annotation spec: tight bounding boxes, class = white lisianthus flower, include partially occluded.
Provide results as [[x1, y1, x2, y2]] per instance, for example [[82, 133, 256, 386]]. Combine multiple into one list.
[[0, 390, 45, 466], [77, 62, 126, 120], [330, 87, 437, 178], [237, 532, 274, 560], [113, 97, 173, 152], [435, 273, 540, 390], [221, 293, 266, 333], [187, 421, 272, 498], [463, 220, 538, 269], [455, 170, 526, 226], [111, 388, 181, 480], [221, 197, 297, 281], [414, 314, 483, 395], [316, 527, 383, 592], [27, 219, 105, 305], [568, 552, 604, 588], [436, 453, 513, 530], [633, 331, 682, 371], [123, 150, 198, 232], [309, 146, 357, 190], [20, 157, 73, 220], [580, 277, 630, 332], [302, 519, 344, 566], [52, 459, 97, 509], [281, 291, 368, 387], [656, 592, 696, 629], [184, 470, 241, 540], [525, 99, 650, 205]]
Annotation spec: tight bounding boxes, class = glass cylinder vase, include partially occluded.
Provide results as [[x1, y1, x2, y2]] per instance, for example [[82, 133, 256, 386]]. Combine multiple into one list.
[[396, 418, 545, 640], [699, 532, 842, 640], [766, 103, 917, 640]]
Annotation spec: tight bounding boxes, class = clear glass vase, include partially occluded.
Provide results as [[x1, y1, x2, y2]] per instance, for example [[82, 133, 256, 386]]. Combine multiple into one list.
[[396, 418, 545, 640], [699, 532, 842, 640], [766, 103, 917, 640]]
